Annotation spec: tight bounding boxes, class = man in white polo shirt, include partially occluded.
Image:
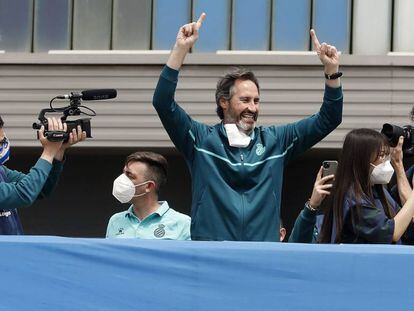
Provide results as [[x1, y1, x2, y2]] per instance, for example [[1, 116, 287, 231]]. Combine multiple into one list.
[[106, 151, 190, 240]]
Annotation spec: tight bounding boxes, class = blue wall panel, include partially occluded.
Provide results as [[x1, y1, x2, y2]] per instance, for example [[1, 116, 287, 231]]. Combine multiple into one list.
[[152, 0, 191, 50], [193, 0, 231, 52], [272, 0, 311, 51], [312, 0, 351, 53], [0, 0, 33, 52], [232, 0, 271, 50], [33, 0, 72, 52]]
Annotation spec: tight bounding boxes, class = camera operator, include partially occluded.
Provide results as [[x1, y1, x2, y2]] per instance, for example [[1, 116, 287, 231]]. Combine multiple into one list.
[[0, 115, 86, 235]]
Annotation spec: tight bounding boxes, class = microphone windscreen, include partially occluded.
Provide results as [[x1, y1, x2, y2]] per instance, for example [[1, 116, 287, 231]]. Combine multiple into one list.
[[81, 89, 117, 101]]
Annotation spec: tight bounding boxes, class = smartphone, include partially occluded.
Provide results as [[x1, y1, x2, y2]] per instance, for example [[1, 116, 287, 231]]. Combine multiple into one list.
[[322, 160, 338, 177]]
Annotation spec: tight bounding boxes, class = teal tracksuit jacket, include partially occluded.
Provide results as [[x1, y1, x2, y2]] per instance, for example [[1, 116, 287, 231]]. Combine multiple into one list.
[[0, 158, 63, 234], [153, 66, 343, 241]]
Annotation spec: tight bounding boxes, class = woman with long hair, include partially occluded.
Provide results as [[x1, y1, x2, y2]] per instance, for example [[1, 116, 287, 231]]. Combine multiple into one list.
[[319, 128, 414, 244]]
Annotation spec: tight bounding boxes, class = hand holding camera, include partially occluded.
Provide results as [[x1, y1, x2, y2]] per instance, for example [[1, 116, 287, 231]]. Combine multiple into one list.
[[38, 117, 66, 163], [382, 123, 414, 156]]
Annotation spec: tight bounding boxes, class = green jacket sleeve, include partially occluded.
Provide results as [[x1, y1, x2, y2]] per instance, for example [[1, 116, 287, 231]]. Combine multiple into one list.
[[152, 65, 208, 161], [269, 85, 343, 164], [38, 159, 64, 198], [0, 158, 62, 211], [289, 205, 318, 243]]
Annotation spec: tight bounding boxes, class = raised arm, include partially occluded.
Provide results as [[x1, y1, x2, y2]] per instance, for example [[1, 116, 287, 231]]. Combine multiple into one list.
[[310, 29, 341, 89], [153, 13, 208, 159], [289, 167, 334, 243], [391, 136, 411, 205], [276, 30, 343, 162], [167, 13, 206, 70]]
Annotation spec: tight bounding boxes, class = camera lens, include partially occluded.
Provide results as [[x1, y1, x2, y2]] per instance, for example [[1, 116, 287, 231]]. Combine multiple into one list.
[[323, 162, 330, 168]]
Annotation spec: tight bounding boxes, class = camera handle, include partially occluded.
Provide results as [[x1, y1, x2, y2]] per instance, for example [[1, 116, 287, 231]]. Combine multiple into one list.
[[32, 101, 82, 142]]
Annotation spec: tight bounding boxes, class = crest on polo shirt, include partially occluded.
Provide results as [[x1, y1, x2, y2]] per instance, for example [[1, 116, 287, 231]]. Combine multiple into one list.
[[154, 224, 166, 238], [116, 227, 124, 235]]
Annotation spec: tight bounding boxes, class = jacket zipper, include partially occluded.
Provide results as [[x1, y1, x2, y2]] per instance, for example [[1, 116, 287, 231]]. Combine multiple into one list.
[[240, 152, 245, 240]]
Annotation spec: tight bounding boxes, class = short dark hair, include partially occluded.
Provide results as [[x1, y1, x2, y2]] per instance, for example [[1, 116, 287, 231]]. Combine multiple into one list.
[[125, 151, 168, 194], [215, 67, 260, 119], [0, 115, 3, 128]]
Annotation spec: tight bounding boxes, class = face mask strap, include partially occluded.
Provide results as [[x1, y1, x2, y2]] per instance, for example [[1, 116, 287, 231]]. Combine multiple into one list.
[[132, 180, 155, 197]]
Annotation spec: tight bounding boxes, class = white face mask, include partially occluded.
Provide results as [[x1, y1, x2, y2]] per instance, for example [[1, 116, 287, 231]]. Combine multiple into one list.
[[112, 174, 152, 204], [224, 123, 251, 148], [370, 160, 394, 185]]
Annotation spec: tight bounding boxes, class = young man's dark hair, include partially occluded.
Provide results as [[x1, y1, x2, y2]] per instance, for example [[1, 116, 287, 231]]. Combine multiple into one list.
[[215, 68, 260, 120], [107, 151, 190, 239], [125, 151, 168, 194]]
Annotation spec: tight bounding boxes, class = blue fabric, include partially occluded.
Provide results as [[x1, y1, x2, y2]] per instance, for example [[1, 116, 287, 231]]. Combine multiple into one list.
[[0, 236, 414, 310]]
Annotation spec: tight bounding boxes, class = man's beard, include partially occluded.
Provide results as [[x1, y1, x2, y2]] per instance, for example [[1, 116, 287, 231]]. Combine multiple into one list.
[[236, 119, 255, 134], [225, 107, 258, 135]]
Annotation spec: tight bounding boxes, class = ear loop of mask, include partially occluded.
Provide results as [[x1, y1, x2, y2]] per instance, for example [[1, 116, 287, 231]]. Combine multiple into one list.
[[133, 181, 154, 197]]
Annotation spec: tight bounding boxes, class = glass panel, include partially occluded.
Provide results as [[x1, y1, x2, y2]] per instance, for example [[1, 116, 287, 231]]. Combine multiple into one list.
[[152, 0, 191, 50], [232, 0, 271, 50], [312, 0, 351, 53], [73, 0, 112, 50], [394, 0, 414, 52], [192, 0, 231, 52], [272, 0, 311, 51], [0, 0, 33, 52], [353, 0, 392, 55], [33, 0, 72, 52], [112, 0, 152, 50]]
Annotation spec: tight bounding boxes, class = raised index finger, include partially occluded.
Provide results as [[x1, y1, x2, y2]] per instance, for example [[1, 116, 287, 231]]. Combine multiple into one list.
[[196, 12, 206, 28], [310, 29, 320, 50]]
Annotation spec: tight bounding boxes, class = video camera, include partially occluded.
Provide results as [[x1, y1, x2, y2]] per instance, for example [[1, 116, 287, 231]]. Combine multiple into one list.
[[381, 123, 414, 156], [32, 89, 117, 142]]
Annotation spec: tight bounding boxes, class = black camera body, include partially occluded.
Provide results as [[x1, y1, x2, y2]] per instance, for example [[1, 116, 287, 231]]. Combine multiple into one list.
[[381, 123, 414, 156], [32, 89, 116, 142], [33, 115, 92, 142]]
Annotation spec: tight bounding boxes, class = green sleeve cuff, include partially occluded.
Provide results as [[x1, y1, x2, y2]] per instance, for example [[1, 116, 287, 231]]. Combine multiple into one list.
[[36, 158, 53, 173], [324, 84, 343, 100], [301, 205, 318, 222], [161, 65, 179, 83]]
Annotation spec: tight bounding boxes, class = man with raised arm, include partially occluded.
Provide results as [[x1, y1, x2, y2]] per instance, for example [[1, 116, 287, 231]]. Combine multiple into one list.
[[152, 13, 343, 241]]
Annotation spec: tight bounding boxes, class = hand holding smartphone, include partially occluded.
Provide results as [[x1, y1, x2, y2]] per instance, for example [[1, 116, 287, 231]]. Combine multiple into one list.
[[322, 160, 338, 177]]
